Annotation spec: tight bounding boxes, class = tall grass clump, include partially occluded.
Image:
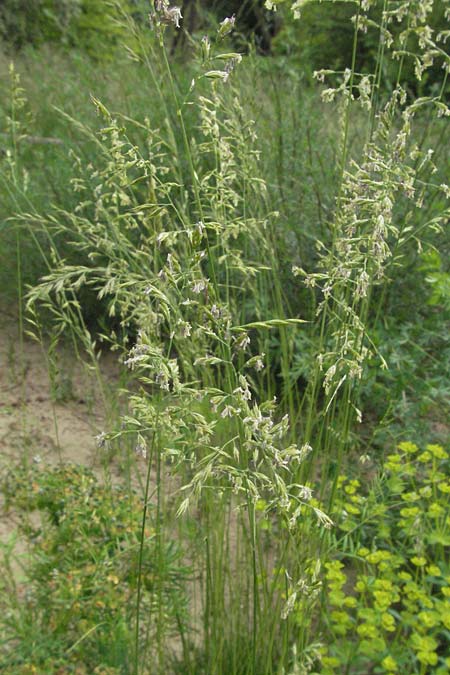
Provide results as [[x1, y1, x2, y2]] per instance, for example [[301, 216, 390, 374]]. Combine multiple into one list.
[[1, 1, 449, 674], [19, 8, 329, 670]]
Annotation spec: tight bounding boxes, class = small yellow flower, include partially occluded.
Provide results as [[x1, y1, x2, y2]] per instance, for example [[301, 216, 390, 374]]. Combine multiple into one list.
[[382, 655, 398, 672], [428, 502, 444, 518], [344, 502, 361, 515], [357, 622, 378, 639], [419, 485, 432, 498], [426, 444, 448, 459], [417, 650, 438, 666], [400, 506, 420, 518], [427, 564, 441, 576], [418, 610, 440, 628], [398, 441, 418, 454], [381, 612, 396, 632], [410, 556, 427, 567], [402, 491, 420, 502], [330, 610, 352, 634], [374, 590, 393, 611], [367, 550, 392, 565]]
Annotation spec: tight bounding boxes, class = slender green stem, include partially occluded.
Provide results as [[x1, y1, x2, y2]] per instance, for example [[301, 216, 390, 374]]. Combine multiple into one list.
[[134, 424, 158, 675]]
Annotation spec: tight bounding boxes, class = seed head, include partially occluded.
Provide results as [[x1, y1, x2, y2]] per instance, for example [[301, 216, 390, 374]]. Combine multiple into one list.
[[151, 3, 182, 29], [218, 15, 236, 40]]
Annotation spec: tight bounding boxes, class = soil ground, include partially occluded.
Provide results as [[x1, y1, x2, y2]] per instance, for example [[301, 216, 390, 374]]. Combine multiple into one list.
[[0, 314, 123, 568]]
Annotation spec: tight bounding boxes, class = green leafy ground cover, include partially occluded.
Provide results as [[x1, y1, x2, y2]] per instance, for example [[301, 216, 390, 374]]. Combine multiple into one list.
[[0, 2, 449, 673]]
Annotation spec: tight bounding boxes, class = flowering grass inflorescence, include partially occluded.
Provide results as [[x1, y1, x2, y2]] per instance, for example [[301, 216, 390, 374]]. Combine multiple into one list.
[[0, 1, 448, 673]]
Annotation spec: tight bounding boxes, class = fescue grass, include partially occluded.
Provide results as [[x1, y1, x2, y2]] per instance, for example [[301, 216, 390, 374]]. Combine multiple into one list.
[[0, 1, 449, 674]]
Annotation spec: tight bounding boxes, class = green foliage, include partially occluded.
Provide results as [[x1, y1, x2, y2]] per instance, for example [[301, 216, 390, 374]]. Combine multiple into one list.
[[420, 250, 450, 311], [0, 0, 145, 59], [0, 50, 175, 313], [319, 441, 450, 674], [0, 464, 190, 674], [0, 2, 449, 674], [362, 317, 450, 445], [0, 0, 80, 50], [273, 1, 359, 73], [272, 0, 449, 92]]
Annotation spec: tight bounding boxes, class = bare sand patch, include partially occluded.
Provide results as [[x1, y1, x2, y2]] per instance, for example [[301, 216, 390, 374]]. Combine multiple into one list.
[[0, 315, 124, 567]]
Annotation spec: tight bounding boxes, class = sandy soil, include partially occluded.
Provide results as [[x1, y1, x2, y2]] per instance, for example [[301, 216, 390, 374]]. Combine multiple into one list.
[[0, 316, 190, 665], [0, 315, 123, 560]]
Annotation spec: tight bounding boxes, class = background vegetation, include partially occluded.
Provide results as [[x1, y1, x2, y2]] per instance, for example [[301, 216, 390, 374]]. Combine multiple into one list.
[[0, 1, 448, 674]]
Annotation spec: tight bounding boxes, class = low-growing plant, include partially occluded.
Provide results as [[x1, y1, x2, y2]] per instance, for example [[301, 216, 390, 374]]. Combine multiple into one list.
[[0, 463, 190, 674], [0, 1, 449, 674], [317, 441, 450, 675]]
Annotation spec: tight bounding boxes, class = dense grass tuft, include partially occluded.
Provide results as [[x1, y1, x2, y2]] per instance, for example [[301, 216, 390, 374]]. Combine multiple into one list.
[[0, 2, 449, 674]]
